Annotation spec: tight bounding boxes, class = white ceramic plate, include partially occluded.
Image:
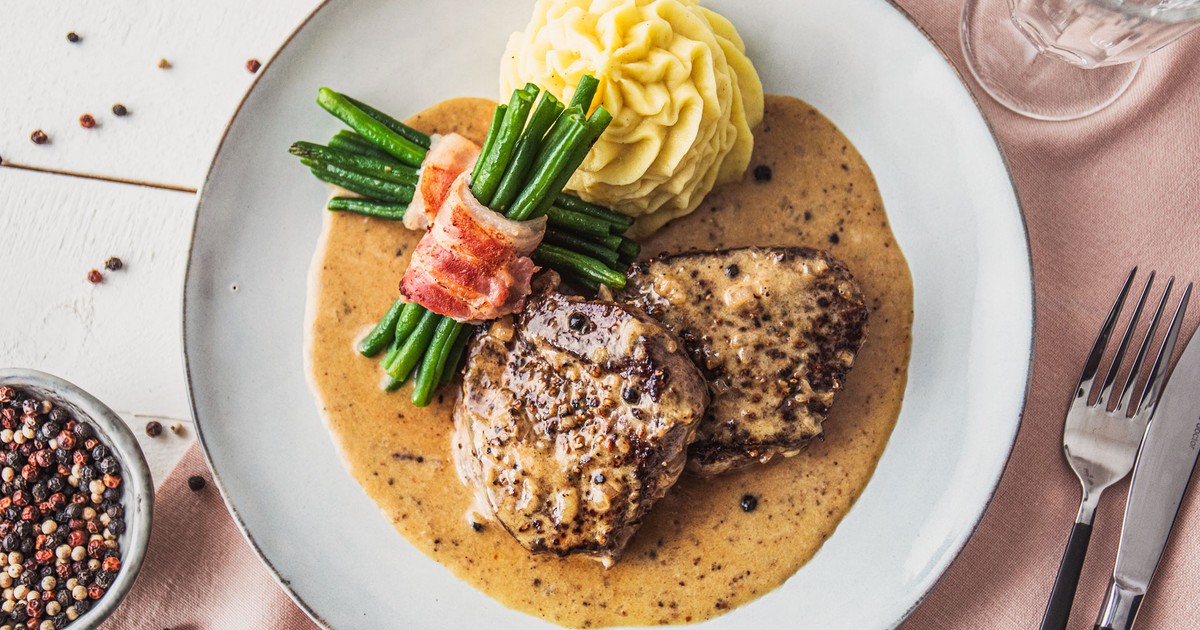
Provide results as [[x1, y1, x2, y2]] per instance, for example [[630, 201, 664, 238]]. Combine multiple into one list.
[[183, 1, 1034, 628]]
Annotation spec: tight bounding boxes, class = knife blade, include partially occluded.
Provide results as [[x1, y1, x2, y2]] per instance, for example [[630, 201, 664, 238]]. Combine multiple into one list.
[[1095, 316, 1199, 630]]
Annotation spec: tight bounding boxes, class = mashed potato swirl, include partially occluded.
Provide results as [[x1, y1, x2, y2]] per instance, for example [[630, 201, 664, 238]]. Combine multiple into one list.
[[500, 0, 763, 236]]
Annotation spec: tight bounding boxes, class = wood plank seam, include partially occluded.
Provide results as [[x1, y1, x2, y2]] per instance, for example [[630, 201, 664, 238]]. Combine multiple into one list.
[[0, 162, 198, 194]]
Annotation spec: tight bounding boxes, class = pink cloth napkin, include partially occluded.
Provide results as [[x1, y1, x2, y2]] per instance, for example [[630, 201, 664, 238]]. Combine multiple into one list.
[[116, 2, 1200, 628], [98, 447, 316, 630]]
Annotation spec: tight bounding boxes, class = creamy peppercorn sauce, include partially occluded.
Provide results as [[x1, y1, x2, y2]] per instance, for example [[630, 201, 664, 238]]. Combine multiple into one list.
[[306, 95, 913, 627]]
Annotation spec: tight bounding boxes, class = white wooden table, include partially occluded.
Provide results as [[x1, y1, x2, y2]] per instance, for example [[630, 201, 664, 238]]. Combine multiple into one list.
[[0, 0, 323, 486]]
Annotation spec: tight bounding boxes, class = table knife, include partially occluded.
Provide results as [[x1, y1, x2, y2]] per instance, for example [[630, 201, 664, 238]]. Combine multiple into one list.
[[1095, 325, 1200, 630]]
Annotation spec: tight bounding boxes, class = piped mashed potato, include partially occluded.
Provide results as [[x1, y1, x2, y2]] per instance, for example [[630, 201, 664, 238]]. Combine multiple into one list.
[[500, 0, 763, 236]]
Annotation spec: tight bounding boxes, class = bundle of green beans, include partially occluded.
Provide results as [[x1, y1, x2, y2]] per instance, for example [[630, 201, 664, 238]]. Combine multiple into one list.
[[291, 77, 638, 405]]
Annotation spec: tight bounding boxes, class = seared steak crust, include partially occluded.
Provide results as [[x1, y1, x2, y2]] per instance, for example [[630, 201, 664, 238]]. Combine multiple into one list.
[[453, 292, 708, 566], [619, 247, 868, 476]]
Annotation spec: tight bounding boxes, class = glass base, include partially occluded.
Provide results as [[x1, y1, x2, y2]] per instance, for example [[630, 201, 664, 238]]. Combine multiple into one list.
[[961, 0, 1141, 121]]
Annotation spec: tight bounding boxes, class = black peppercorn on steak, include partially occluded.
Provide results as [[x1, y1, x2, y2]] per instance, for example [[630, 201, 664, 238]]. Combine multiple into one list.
[[452, 291, 708, 567], [618, 247, 868, 477]]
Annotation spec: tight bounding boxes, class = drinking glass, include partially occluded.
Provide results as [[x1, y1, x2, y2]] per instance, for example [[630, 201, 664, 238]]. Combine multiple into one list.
[[961, 0, 1200, 120]]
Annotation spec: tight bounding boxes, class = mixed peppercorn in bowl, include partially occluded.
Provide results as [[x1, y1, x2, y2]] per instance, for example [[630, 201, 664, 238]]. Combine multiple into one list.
[[0, 370, 153, 630]]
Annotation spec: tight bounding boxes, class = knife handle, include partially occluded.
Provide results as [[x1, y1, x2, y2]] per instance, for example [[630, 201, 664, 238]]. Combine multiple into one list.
[[1094, 578, 1144, 630], [1041, 520, 1094, 630]]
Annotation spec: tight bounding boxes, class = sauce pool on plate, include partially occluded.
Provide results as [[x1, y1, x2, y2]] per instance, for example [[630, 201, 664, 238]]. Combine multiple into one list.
[[306, 95, 913, 628]]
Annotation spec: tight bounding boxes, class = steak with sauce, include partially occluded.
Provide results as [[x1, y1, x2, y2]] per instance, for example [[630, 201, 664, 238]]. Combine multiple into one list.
[[618, 247, 868, 476], [453, 291, 708, 566]]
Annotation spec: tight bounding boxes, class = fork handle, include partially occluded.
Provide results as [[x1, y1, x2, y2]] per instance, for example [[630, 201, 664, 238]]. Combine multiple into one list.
[[1041, 519, 1094, 630]]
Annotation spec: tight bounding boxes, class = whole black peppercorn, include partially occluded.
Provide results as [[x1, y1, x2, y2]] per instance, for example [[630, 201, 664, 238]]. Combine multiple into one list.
[[48, 408, 67, 423], [64, 504, 81, 519], [104, 256, 124, 271], [111, 104, 128, 117], [66, 32, 80, 43], [78, 465, 95, 483], [40, 421, 60, 440], [55, 589, 70, 607], [567, 312, 587, 331], [108, 518, 125, 535], [29, 130, 49, 145], [75, 600, 91, 614], [724, 264, 740, 278], [829, 233, 840, 245], [18, 570, 35, 588], [52, 613, 68, 628], [31, 483, 47, 502], [14, 521, 31, 537], [753, 164, 772, 182], [95, 570, 113, 588], [99, 456, 119, 475], [104, 487, 121, 501], [740, 494, 758, 512], [106, 504, 123, 518], [46, 477, 63, 493], [91, 445, 109, 461], [20, 537, 33, 555], [74, 423, 94, 440], [144, 421, 162, 438], [55, 448, 70, 465], [621, 387, 640, 404], [187, 476, 206, 492], [11, 607, 27, 622]]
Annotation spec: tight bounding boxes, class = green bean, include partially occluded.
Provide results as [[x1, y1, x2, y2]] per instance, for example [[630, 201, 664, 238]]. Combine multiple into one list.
[[506, 112, 588, 221], [304, 159, 414, 203], [554, 193, 634, 232], [531, 106, 613, 219], [471, 86, 536, 206], [327, 197, 408, 221], [617, 237, 641, 261], [343, 95, 432, 149], [491, 93, 564, 211], [544, 205, 615, 238], [439, 326, 472, 385], [566, 271, 602, 292], [292, 142, 419, 186], [356, 296, 407, 357], [384, 310, 440, 383], [390, 302, 426, 348], [568, 74, 600, 113], [542, 228, 619, 266], [533, 243, 626, 289], [328, 131, 401, 162], [381, 334, 406, 392], [317, 88, 426, 167], [470, 105, 506, 186], [411, 319, 463, 406]]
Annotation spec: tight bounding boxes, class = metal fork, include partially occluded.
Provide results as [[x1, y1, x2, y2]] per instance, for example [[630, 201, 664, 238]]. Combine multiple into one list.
[[1040, 268, 1187, 630]]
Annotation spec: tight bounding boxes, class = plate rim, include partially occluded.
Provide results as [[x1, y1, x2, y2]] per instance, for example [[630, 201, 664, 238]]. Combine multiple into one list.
[[180, 1, 1037, 628]]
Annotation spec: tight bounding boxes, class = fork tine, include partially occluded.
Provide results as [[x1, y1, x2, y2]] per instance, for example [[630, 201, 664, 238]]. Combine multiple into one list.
[[1115, 276, 1173, 413], [1096, 271, 1155, 408], [1136, 282, 1192, 417], [1072, 268, 1138, 408]]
